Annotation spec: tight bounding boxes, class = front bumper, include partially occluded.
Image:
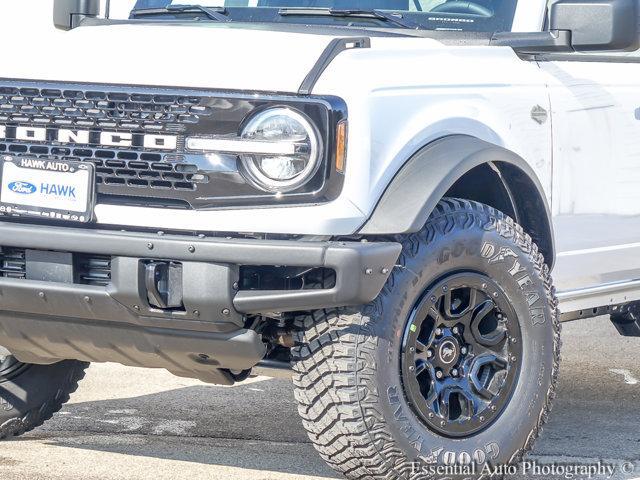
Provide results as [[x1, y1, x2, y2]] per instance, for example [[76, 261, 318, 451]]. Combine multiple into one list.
[[0, 221, 400, 383]]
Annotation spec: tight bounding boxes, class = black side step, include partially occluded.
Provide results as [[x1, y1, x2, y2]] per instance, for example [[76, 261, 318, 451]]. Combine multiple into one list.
[[298, 37, 371, 95], [610, 303, 640, 336]]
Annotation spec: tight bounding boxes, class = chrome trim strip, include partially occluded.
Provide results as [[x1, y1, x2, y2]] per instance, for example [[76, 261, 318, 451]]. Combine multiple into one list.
[[557, 279, 640, 301], [186, 137, 297, 155], [557, 279, 640, 314]]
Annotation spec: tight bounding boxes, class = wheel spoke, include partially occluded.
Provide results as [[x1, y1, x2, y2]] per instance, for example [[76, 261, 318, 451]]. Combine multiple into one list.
[[438, 390, 451, 418], [415, 360, 428, 376], [469, 353, 508, 400], [470, 300, 507, 347], [415, 339, 428, 353], [474, 300, 495, 324], [457, 389, 477, 419], [442, 287, 478, 320], [428, 306, 443, 325], [442, 290, 453, 317], [467, 288, 478, 312]]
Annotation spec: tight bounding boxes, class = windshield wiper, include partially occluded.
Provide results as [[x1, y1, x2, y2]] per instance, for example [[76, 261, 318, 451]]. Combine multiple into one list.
[[278, 8, 418, 29], [131, 4, 230, 22]]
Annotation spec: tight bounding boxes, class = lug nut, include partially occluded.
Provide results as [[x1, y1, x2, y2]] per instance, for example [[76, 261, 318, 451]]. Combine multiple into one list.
[[435, 328, 443, 337], [451, 368, 458, 377], [461, 346, 468, 355], [435, 370, 444, 379], [426, 349, 434, 359], [452, 326, 460, 335]]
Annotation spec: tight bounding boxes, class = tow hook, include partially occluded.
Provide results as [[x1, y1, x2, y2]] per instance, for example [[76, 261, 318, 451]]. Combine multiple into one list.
[[144, 261, 184, 309]]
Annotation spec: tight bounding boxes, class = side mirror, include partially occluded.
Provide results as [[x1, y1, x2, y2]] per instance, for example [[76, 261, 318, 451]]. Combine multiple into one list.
[[53, 0, 100, 30], [551, 0, 639, 52], [491, 0, 639, 55]]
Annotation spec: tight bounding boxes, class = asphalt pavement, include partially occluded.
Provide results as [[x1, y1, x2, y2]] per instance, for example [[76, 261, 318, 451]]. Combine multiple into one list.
[[1, 316, 640, 480]]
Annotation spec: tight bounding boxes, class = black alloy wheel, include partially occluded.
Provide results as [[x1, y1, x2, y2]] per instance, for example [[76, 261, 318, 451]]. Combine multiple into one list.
[[401, 272, 522, 438]]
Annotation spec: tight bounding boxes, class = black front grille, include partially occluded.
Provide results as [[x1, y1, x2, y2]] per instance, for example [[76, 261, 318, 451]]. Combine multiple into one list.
[[0, 84, 218, 207], [0, 87, 210, 132], [0, 80, 342, 210], [0, 142, 208, 194]]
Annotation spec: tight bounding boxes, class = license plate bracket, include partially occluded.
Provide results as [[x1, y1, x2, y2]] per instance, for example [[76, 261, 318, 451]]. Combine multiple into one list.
[[0, 156, 95, 223]]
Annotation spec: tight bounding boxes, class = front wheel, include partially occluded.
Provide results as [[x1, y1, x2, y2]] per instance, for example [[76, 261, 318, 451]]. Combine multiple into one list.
[[291, 199, 560, 479], [0, 354, 88, 440]]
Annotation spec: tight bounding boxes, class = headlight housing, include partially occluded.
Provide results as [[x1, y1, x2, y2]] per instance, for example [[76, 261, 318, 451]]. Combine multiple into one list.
[[238, 108, 322, 193]]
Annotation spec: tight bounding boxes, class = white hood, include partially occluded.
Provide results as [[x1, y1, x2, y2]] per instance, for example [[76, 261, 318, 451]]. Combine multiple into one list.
[[2, 23, 341, 93]]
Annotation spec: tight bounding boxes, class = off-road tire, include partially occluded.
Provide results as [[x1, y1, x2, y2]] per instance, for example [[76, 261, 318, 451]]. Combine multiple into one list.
[[291, 198, 561, 479], [0, 359, 89, 439]]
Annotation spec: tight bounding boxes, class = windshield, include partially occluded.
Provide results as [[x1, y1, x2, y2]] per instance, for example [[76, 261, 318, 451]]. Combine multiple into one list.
[[130, 1, 519, 32]]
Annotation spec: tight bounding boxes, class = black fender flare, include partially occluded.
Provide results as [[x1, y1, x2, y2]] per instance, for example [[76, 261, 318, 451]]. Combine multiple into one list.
[[359, 135, 555, 266]]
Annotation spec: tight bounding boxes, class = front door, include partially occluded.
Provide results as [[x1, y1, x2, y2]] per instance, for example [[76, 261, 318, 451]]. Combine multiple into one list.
[[540, 51, 640, 306]]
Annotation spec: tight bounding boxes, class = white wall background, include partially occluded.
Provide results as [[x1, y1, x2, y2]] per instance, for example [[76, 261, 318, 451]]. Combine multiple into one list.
[[0, 0, 57, 31]]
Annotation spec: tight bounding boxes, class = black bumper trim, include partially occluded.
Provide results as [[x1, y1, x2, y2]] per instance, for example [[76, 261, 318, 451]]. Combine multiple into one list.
[[0, 221, 401, 313]]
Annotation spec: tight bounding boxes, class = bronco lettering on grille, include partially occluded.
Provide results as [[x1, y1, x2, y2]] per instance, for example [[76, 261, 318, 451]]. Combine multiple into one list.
[[0, 125, 177, 151]]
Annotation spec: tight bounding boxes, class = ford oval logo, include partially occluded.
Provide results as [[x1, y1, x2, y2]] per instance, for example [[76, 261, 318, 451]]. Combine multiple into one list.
[[8, 181, 37, 195]]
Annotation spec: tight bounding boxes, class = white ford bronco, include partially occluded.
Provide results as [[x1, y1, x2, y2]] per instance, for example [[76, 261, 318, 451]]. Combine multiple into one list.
[[0, 0, 639, 477]]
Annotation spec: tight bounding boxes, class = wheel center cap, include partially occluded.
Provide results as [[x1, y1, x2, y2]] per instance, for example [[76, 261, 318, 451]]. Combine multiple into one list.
[[438, 338, 459, 365]]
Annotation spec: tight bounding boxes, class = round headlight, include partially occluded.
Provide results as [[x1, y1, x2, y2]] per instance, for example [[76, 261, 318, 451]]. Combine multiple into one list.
[[239, 108, 321, 193]]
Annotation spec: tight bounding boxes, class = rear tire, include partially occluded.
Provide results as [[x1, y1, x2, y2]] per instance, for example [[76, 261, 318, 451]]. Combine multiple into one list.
[[0, 357, 89, 439], [291, 199, 561, 479]]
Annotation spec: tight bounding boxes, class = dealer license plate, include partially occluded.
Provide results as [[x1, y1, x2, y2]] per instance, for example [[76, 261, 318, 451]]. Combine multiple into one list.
[[0, 156, 95, 223]]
